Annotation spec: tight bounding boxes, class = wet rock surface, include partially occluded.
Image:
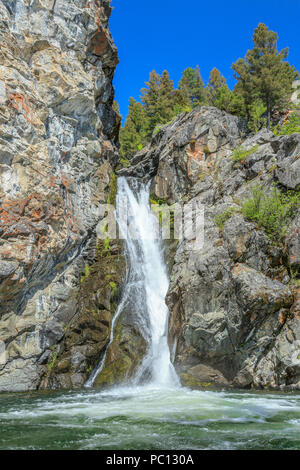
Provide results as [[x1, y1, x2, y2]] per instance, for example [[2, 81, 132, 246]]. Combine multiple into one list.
[[39, 238, 126, 390]]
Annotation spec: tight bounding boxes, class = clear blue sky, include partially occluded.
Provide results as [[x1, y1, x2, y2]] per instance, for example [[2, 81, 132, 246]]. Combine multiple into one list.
[[110, 0, 300, 123]]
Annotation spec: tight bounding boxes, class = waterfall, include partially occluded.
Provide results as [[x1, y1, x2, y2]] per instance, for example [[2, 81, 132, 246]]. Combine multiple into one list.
[[86, 176, 178, 388]]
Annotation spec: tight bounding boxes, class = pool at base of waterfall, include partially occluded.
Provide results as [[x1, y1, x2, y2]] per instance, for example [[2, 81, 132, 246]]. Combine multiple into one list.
[[0, 385, 299, 450]]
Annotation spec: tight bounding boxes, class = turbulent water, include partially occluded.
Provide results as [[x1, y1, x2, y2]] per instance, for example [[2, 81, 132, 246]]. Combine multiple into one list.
[[0, 386, 300, 450], [1, 177, 299, 450]]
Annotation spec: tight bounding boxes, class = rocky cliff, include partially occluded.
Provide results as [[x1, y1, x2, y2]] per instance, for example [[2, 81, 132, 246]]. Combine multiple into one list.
[[0, 0, 122, 391], [120, 106, 300, 391], [0, 3, 299, 393]]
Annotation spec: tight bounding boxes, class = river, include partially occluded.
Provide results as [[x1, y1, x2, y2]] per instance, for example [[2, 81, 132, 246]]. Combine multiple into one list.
[[0, 385, 299, 449]]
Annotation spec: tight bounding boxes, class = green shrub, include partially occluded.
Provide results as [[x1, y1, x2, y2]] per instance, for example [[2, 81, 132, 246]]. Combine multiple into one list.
[[290, 267, 300, 287], [48, 351, 57, 372], [249, 100, 267, 133], [203, 145, 210, 155], [214, 207, 237, 230], [96, 217, 112, 258], [109, 281, 120, 306], [241, 184, 300, 242], [80, 264, 91, 283], [106, 172, 117, 205], [103, 236, 110, 252], [118, 157, 130, 169], [149, 195, 168, 205], [273, 112, 300, 135], [153, 121, 173, 136], [231, 145, 259, 162], [149, 196, 175, 239]]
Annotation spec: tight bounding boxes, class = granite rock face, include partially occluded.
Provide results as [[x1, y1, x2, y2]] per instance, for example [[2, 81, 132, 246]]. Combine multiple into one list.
[[0, 0, 120, 391], [122, 106, 300, 391]]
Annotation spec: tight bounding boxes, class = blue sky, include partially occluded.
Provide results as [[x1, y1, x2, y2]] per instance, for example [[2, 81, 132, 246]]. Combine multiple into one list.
[[110, 0, 300, 123]]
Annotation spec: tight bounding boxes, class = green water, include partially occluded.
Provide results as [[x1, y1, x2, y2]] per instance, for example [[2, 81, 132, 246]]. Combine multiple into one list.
[[0, 385, 299, 450]]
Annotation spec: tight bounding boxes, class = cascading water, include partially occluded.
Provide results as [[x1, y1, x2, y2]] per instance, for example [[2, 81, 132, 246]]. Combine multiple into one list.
[[3, 182, 300, 452], [86, 176, 178, 388]]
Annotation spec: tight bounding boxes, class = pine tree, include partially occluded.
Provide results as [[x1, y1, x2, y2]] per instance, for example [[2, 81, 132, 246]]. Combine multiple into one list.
[[232, 59, 254, 121], [233, 23, 298, 128], [206, 68, 228, 105], [141, 70, 180, 137], [204, 68, 246, 117], [178, 66, 206, 108], [119, 98, 148, 157], [248, 99, 267, 132], [214, 86, 246, 117]]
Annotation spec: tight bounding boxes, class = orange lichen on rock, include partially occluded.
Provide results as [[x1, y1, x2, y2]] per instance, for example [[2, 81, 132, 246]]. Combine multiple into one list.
[[186, 140, 205, 178], [0, 192, 67, 241], [61, 173, 75, 192], [279, 310, 289, 324], [7, 91, 38, 125], [94, 0, 102, 31], [88, 29, 108, 56]]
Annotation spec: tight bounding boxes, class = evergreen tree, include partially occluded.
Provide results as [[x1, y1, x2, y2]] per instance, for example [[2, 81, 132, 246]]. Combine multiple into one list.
[[205, 68, 246, 117], [141, 70, 180, 137], [206, 67, 228, 105], [232, 60, 254, 121], [233, 23, 298, 128], [119, 98, 148, 157], [178, 66, 206, 108], [214, 86, 246, 117], [248, 99, 267, 132]]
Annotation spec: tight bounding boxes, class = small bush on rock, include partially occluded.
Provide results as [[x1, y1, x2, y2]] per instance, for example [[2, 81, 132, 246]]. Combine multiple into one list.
[[273, 112, 300, 135], [241, 184, 300, 242], [231, 145, 259, 162], [214, 207, 237, 230]]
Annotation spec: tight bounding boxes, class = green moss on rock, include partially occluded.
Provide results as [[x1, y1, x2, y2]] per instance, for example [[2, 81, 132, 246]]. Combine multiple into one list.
[[180, 373, 212, 389], [94, 320, 147, 388], [107, 171, 117, 205]]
